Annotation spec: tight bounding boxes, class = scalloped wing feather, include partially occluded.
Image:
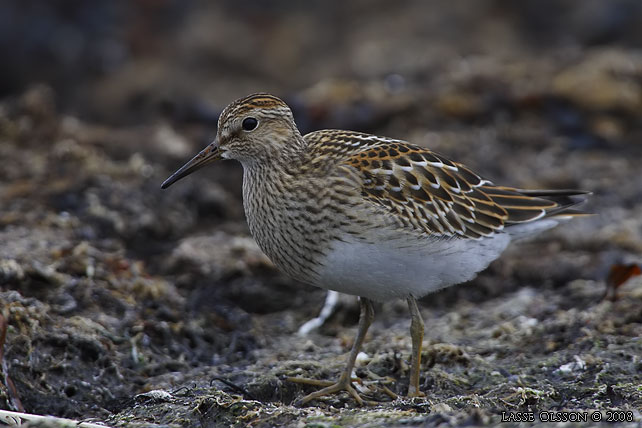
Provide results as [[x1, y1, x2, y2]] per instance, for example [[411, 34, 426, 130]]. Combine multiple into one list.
[[305, 130, 587, 240]]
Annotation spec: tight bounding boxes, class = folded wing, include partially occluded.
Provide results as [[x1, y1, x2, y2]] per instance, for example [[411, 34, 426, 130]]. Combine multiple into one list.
[[340, 138, 588, 239]]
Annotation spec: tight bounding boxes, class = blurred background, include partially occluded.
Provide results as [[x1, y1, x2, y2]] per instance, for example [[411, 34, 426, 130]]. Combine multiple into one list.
[[2, 0, 642, 124], [1, 0, 641, 424]]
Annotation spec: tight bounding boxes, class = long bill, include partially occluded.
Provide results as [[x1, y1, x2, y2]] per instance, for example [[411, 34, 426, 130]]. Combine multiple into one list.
[[161, 140, 222, 189]]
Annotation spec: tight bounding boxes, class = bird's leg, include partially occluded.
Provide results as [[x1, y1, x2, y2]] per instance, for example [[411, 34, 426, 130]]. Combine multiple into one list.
[[291, 297, 375, 406], [407, 296, 426, 397]]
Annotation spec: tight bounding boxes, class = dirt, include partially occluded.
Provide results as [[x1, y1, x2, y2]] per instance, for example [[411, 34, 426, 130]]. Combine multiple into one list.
[[0, 1, 641, 427]]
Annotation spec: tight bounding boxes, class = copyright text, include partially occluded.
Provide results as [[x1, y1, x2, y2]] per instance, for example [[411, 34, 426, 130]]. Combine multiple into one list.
[[500, 410, 634, 423]]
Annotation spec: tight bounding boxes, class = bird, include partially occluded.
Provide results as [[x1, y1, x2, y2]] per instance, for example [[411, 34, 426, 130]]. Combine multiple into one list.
[[161, 93, 588, 405]]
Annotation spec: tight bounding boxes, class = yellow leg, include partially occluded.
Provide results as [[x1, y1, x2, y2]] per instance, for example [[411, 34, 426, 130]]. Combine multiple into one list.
[[407, 296, 426, 397], [290, 297, 375, 406]]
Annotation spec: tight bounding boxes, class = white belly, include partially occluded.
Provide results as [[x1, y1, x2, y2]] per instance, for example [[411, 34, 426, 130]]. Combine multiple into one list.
[[315, 232, 511, 301]]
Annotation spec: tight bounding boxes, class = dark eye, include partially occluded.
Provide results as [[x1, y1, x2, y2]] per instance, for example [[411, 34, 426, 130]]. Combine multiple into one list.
[[242, 117, 258, 131]]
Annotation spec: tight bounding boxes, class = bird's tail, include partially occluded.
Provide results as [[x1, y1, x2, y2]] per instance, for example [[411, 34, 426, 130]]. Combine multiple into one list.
[[482, 187, 591, 240]]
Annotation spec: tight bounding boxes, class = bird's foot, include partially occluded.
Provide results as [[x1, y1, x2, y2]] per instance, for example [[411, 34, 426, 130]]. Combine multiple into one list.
[[288, 372, 399, 405], [407, 386, 426, 398], [287, 375, 373, 406]]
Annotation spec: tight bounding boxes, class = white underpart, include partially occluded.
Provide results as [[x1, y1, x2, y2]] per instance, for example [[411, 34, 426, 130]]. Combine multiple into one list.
[[317, 231, 511, 301], [315, 216, 570, 302], [504, 218, 563, 241]]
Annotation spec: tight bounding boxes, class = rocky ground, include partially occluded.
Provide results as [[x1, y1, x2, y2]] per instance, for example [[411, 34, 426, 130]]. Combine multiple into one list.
[[1, 1, 642, 427]]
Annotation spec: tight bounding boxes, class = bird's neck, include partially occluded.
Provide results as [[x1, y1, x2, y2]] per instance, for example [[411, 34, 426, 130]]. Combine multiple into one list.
[[240, 134, 308, 177]]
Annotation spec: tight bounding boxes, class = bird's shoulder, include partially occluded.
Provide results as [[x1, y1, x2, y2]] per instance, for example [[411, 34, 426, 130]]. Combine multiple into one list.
[[304, 129, 402, 155]]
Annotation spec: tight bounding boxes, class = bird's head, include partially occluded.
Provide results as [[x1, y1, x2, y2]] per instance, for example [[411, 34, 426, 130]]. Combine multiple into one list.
[[161, 93, 300, 189]]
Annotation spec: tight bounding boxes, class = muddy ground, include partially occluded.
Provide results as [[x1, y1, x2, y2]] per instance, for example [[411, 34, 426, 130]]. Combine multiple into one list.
[[1, 1, 641, 427]]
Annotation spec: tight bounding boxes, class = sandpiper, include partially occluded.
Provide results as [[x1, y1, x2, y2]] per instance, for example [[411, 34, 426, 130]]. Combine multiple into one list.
[[162, 93, 588, 405]]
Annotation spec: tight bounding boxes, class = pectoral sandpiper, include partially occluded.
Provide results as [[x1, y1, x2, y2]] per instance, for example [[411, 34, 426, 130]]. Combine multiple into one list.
[[162, 93, 588, 405]]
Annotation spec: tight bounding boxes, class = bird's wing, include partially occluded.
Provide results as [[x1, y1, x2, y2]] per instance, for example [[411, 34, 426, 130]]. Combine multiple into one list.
[[305, 130, 586, 239]]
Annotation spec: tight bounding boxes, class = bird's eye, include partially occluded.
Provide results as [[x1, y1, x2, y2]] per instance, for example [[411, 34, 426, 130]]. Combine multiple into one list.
[[242, 117, 258, 131]]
